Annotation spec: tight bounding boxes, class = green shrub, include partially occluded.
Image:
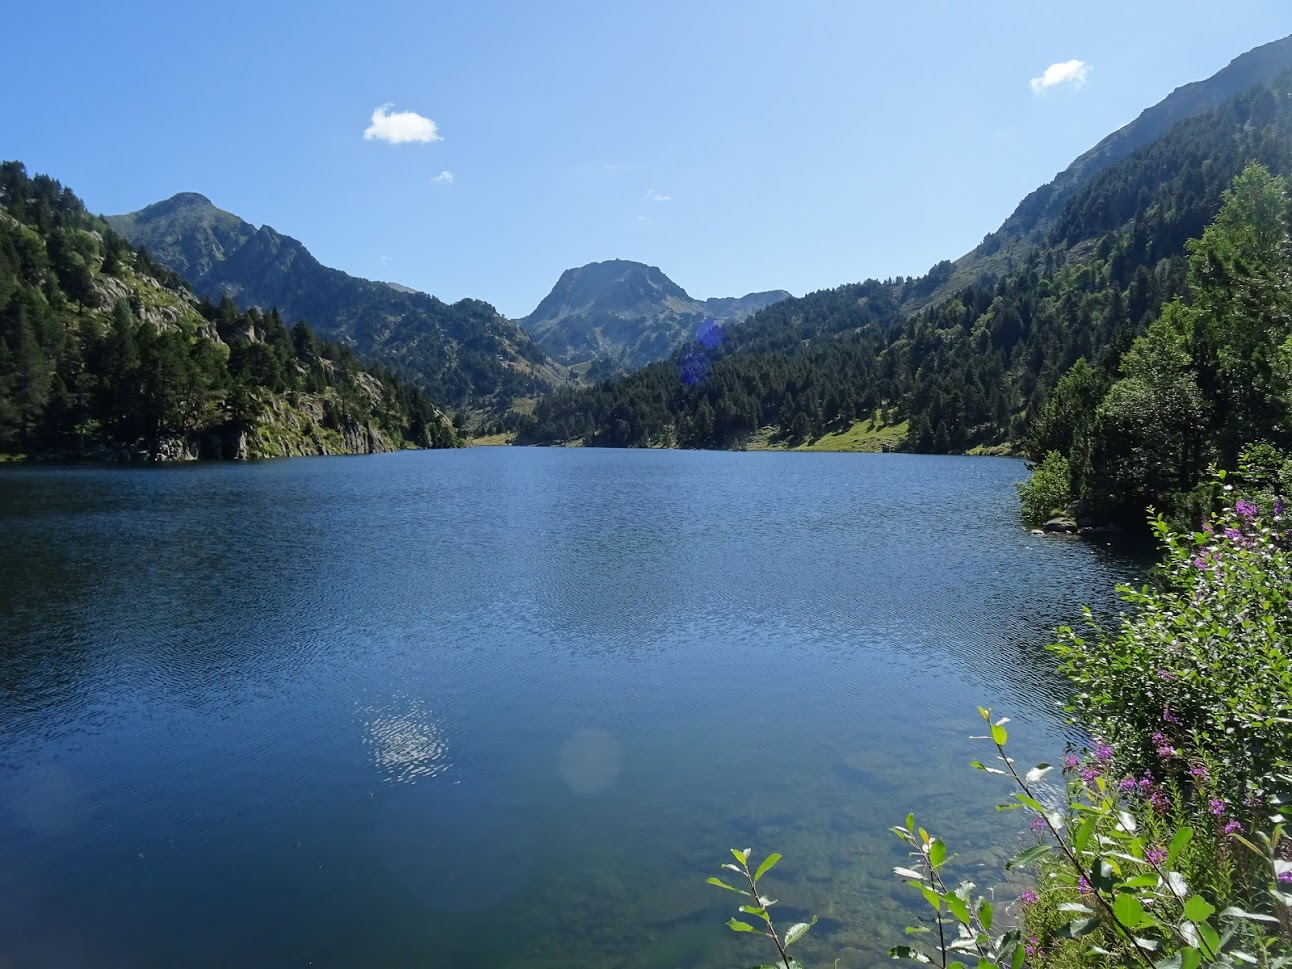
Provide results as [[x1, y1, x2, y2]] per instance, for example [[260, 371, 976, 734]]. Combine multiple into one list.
[[1016, 451, 1072, 524], [1051, 482, 1292, 799]]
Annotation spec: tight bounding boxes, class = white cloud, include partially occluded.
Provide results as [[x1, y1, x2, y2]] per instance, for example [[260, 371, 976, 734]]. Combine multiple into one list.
[[636, 214, 654, 224], [432, 170, 455, 184], [1031, 60, 1090, 94], [364, 104, 442, 144], [641, 189, 671, 202]]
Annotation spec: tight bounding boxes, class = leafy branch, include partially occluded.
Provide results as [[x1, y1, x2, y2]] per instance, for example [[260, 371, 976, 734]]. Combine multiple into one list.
[[708, 848, 816, 969]]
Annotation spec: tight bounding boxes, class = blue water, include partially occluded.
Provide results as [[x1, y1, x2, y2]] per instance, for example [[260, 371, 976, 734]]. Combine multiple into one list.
[[0, 448, 1140, 968]]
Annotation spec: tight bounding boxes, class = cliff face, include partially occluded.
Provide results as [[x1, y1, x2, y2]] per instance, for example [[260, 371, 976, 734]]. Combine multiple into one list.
[[243, 379, 403, 460]]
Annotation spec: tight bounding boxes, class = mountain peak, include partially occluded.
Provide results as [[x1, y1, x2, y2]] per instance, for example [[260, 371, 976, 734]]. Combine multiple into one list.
[[164, 191, 214, 207], [137, 192, 219, 219], [520, 260, 787, 369], [544, 259, 693, 313]]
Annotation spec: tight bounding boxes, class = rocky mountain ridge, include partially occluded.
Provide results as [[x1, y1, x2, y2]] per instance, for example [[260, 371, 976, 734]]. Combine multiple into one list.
[[106, 195, 563, 411], [519, 258, 789, 369]]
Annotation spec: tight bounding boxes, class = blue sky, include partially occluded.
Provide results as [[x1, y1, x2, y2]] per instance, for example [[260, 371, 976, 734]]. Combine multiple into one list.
[[3, 2, 1291, 318]]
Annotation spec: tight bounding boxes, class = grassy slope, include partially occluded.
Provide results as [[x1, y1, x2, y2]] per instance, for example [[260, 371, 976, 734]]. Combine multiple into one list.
[[471, 432, 514, 446], [745, 413, 910, 453], [797, 418, 910, 453]]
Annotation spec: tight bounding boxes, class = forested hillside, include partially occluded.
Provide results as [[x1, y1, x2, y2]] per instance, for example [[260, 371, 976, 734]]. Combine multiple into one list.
[[107, 193, 564, 411], [0, 162, 460, 461], [516, 68, 1292, 519], [1021, 162, 1292, 523]]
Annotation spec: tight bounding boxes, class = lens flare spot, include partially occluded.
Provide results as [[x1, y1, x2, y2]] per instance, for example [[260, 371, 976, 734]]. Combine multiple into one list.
[[679, 350, 711, 385], [558, 728, 621, 794], [696, 317, 724, 348]]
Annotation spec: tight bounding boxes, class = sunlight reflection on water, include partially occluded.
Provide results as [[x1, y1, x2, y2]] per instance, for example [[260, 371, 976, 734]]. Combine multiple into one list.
[[362, 696, 451, 783]]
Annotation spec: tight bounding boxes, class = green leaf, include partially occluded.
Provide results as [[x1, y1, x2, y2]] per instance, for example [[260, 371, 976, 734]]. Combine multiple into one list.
[[1113, 892, 1148, 930], [753, 853, 781, 882], [784, 917, 815, 947], [979, 900, 992, 931], [946, 894, 971, 925], [1198, 920, 1220, 957], [1167, 827, 1193, 869], [1058, 916, 1101, 938], [731, 848, 751, 866], [1059, 902, 1095, 914], [706, 876, 741, 893], [1005, 844, 1050, 871], [1073, 815, 1097, 855], [991, 723, 1008, 745], [726, 918, 755, 933], [1220, 906, 1280, 924], [919, 886, 942, 912], [929, 839, 947, 869], [1121, 875, 1161, 889], [1090, 860, 1116, 894], [1012, 792, 1046, 812], [739, 904, 771, 923], [888, 945, 932, 963], [1010, 941, 1026, 969], [1181, 949, 1202, 969], [1183, 896, 1216, 922]]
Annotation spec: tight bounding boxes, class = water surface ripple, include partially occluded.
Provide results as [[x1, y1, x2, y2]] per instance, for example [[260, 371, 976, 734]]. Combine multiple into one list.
[[0, 449, 1141, 968]]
